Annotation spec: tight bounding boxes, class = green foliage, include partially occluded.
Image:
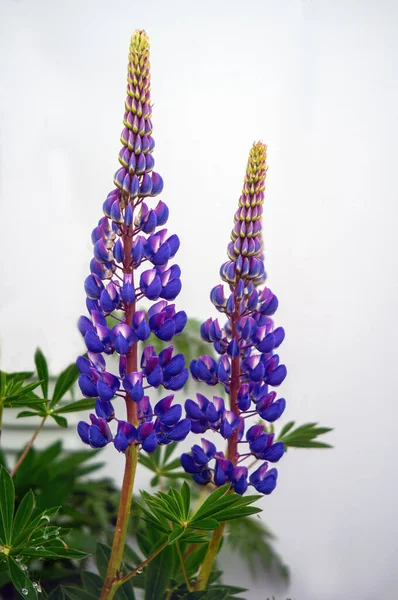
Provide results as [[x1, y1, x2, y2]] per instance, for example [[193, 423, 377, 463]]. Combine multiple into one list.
[[226, 517, 289, 580], [0, 369, 42, 411], [277, 421, 333, 449], [138, 442, 190, 486], [141, 483, 262, 546], [1, 350, 95, 430], [0, 467, 86, 599]]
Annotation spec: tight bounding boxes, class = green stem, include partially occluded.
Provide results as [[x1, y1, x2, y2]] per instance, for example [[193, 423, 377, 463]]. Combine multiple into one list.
[[114, 540, 169, 588], [99, 444, 139, 600], [177, 539, 193, 592], [0, 402, 3, 444], [195, 302, 240, 591], [10, 416, 47, 477], [195, 522, 226, 590]]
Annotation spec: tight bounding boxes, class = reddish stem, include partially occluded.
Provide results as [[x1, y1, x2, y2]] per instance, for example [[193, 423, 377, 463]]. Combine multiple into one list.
[[100, 214, 140, 599]]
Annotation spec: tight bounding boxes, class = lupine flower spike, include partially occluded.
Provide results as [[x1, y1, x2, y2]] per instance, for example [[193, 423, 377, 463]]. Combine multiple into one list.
[[76, 30, 191, 455], [182, 142, 286, 495]]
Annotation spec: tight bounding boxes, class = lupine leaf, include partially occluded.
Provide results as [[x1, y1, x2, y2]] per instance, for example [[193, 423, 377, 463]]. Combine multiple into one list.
[[0, 466, 15, 544], [51, 414, 68, 428], [51, 362, 79, 407], [56, 398, 96, 414], [227, 517, 289, 580], [277, 421, 333, 448], [96, 542, 111, 579], [0, 370, 6, 399], [34, 348, 49, 399], [46, 587, 66, 600], [278, 421, 295, 438], [81, 571, 103, 594], [181, 481, 191, 519], [213, 506, 262, 521], [144, 543, 175, 600], [16, 411, 42, 419], [163, 442, 177, 463], [11, 490, 35, 541], [190, 518, 220, 530], [168, 525, 185, 544], [192, 484, 230, 521], [8, 557, 38, 599], [63, 587, 98, 600]]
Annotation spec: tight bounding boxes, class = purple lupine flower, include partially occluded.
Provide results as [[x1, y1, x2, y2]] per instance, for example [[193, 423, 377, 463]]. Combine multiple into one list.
[[76, 30, 190, 453], [182, 142, 286, 494]]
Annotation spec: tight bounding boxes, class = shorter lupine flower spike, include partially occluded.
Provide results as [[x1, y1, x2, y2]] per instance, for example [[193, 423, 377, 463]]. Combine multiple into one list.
[[76, 30, 190, 457], [182, 142, 287, 495]]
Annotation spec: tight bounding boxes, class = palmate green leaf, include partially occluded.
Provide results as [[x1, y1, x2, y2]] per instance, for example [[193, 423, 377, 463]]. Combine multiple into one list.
[[47, 587, 67, 600], [277, 421, 333, 449], [140, 505, 170, 533], [50, 362, 79, 408], [8, 557, 38, 599], [192, 484, 230, 522], [34, 348, 49, 399], [16, 410, 43, 419], [51, 414, 68, 428], [144, 543, 176, 600], [278, 421, 295, 438], [11, 490, 35, 541], [168, 525, 185, 544], [63, 587, 98, 600], [11, 507, 60, 548], [163, 441, 177, 463], [162, 457, 182, 472], [184, 543, 209, 576], [0, 466, 15, 545], [227, 516, 289, 580], [55, 398, 96, 414], [81, 571, 103, 594], [190, 518, 220, 530], [0, 369, 6, 398], [213, 506, 262, 521], [96, 541, 111, 579], [20, 540, 87, 560], [180, 481, 191, 519]]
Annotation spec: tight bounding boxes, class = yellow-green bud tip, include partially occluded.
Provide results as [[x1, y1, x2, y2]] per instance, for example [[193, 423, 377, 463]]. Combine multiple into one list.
[[130, 29, 150, 54]]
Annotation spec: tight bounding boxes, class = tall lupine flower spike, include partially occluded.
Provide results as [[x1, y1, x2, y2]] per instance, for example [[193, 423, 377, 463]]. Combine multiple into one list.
[[182, 142, 286, 496], [76, 30, 191, 456]]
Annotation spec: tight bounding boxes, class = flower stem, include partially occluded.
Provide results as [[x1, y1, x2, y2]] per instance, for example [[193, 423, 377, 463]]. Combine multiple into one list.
[[114, 540, 169, 587], [10, 416, 47, 477], [0, 402, 3, 443], [177, 539, 193, 592], [99, 443, 139, 600], [195, 303, 240, 591], [194, 522, 226, 590]]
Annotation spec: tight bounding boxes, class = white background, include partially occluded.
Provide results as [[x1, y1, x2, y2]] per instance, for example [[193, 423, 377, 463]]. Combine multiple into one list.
[[1, 0, 398, 598]]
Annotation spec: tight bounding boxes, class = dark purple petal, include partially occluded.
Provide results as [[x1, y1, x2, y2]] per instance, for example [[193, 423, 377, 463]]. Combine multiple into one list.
[[142, 431, 158, 453], [95, 398, 115, 421], [160, 278, 181, 300], [77, 421, 90, 444], [181, 453, 203, 474], [88, 424, 110, 448], [147, 365, 163, 387], [263, 442, 285, 463], [258, 398, 286, 422], [185, 399, 203, 420], [191, 444, 210, 465], [166, 418, 191, 441], [79, 374, 97, 397], [164, 369, 188, 391], [85, 274, 104, 299], [84, 331, 105, 353], [267, 365, 287, 386]]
